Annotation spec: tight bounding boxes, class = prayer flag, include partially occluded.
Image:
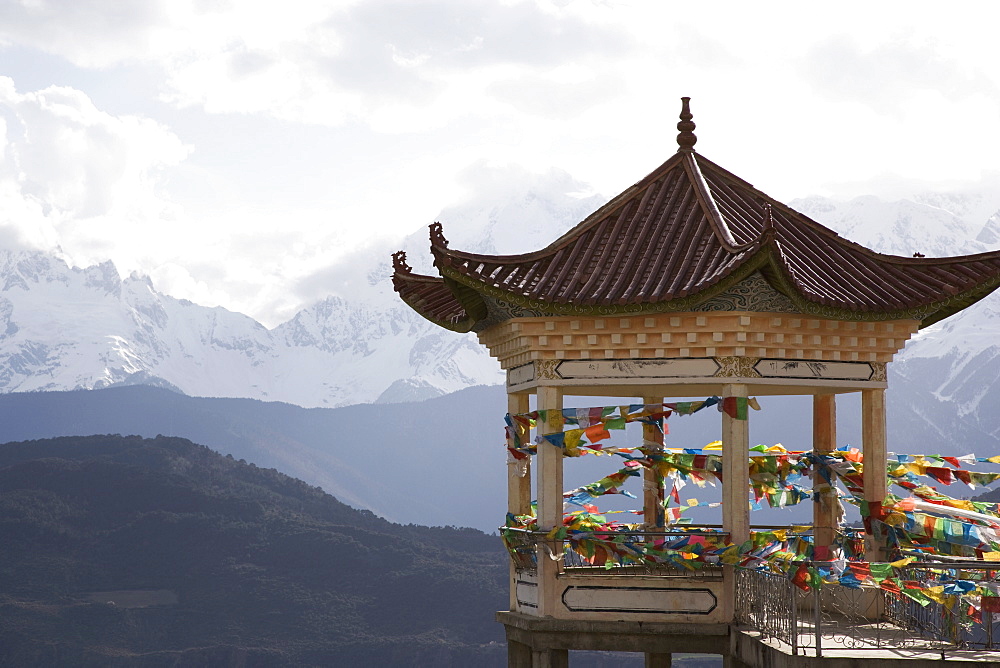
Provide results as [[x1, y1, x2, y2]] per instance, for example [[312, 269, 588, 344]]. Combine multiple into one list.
[[926, 467, 953, 485], [982, 597, 1000, 613], [585, 424, 611, 443]]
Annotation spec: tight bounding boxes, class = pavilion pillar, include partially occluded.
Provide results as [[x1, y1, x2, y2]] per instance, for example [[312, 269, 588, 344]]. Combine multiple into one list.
[[642, 395, 665, 531], [862, 388, 888, 562], [507, 639, 532, 667], [812, 394, 838, 557], [507, 392, 531, 611], [531, 648, 568, 668], [536, 385, 564, 617], [722, 383, 749, 623], [645, 651, 672, 667], [722, 383, 750, 545], [507, 392, 532, 516]]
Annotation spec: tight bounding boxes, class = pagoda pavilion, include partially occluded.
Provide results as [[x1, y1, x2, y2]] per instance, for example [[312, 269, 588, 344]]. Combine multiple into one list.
[[392, 99, 1000, 667]]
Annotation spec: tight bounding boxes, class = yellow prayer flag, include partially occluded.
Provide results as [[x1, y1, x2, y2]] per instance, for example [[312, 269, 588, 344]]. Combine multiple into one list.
[[884, 512, 906, 528], [703, 441, 722, 450], [983, 552, 1000, 562], [686, 499, 699, 507], [564, 429, 584, 450], [890, 557, 914, 568], [923, 586, 947, 604]]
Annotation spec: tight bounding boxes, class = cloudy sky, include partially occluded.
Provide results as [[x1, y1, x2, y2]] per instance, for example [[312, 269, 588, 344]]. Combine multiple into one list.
[[1, 0, 998, 326]]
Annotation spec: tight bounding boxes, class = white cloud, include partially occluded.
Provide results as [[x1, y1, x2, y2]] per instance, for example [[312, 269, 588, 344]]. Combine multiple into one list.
[[1, 0, 632, 130], [0, 0, 169, 68], [1, 0, 999, 329], [0, 77, 189, 261], [0, 77, 313, 327]]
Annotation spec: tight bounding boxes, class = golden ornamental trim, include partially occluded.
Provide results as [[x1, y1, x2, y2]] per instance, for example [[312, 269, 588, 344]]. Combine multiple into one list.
[[535, 360, 561, 381], [715, 356, 762, 378], [870, 362, 888, 383]]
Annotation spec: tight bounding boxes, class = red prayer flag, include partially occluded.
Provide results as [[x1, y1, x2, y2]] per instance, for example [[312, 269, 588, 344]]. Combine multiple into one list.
[[926, 467, 953, 485], [970, 604, 982, 624], [879, 579, 901, 594], [847, 561, 871, 580], [791, 564, 811, 591], [721, 397, 748, 419], [591, 545, 608, 567], [982, 597, 1000, 613]]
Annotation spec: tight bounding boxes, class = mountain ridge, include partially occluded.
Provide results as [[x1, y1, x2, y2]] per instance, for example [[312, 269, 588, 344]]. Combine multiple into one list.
[[2, 177, 1000, 433]]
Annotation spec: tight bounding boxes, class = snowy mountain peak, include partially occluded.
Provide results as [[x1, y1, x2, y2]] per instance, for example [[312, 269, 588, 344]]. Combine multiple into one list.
[[790, 194, 992, 258], [2, 179, 1000, 417], [976, 211, 1000, 245]]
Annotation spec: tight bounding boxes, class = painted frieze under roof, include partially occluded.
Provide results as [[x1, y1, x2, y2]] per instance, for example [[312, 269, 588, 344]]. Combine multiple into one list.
[[392, 98, 1000, 334]]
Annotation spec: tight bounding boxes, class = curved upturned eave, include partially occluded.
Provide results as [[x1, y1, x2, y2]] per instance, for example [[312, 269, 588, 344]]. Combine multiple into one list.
[[434, 239, 1000, 329], [768, 210, 1000, 324], [391, 270, 477, 333], [755, 240, 1000, 328]]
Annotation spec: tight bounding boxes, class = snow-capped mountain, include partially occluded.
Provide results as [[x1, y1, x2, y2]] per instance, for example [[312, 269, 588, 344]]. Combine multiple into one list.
[[1, 168, 999, 432], [791, 189, 1000, 454], [0, 168, 601, 408]]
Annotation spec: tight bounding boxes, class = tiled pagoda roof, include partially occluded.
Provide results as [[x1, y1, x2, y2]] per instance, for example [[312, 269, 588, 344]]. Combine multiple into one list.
[[392, 99, 1000, 333]]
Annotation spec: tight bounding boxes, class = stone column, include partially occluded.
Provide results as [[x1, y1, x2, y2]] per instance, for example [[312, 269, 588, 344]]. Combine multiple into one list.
[[531, 648, 568, 668], [507, 392, 532, 516], [642, 394, 665, 531], [536, 385, 564, 617], [722, 383, 749, 623], [507, 391, 531, 611], [812, 394, 838, 557], [507, 639, 532, 668], [722, 654, 751, 668], [721, 383, 750, 545], [645, 651, 672, 667], [862, 388, 888, 562]]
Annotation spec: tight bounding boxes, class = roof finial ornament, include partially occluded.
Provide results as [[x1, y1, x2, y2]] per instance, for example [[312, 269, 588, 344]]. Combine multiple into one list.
[[761, 200, 775, 234], [676, 97, 697, 152], [392, 250, 412, 274], [429, 221, 449, 248]]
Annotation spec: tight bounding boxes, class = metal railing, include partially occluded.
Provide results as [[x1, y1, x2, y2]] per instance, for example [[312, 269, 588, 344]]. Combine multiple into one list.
[[500, 527, 728, 577], [891, 564, 1000, 650], [500, 527, 540, 572], [734, 567, 800, 651], [734, 563, 1000, 655]]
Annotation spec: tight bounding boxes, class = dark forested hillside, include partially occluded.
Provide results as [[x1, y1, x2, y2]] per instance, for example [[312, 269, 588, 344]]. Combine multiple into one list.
[[0, 435, 507, 666], [0, 385, 830, 532], [0, 384, 511, 531]]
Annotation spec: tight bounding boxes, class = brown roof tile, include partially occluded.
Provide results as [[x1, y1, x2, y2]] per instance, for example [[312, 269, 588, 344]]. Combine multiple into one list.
[[393, 101, 1000, 331], [391, 251, 471, 331]]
